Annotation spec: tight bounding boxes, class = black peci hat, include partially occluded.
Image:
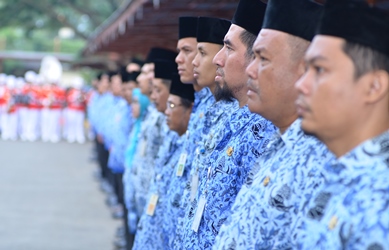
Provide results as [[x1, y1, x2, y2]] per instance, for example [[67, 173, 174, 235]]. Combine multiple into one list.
[[146, 47, 178, 63], [196, 17, 231, 45], [262, 0, 323, 41], [170, 73, 195, 102], [318, 0, 389, 57], [120, 67, 131, 82], [154, 60, 178, 80], [179, 16, 198, 39], [128, 71, 140, 82], [131, 58, 144, 68], [232, 0, 267, 36]]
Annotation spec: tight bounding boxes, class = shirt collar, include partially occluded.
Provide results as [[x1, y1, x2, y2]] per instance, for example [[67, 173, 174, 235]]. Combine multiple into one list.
[[229, 105, 259, 134], [264, 118, 305, 153], [325, 129, 389, 184], [280, 118, 306, 149], [193, 87, 214, 112]]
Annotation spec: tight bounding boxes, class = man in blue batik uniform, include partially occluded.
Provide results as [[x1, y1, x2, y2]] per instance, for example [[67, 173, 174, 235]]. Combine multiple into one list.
[[172, 16, 239, 249], [107, 70, 134, 219], [213, 1, 335, 249], [294, 0, 389, 249], [124, 48, 178, 234], [180, 1, 276, 248], [170, 17, 215, 223], [133, 74, 195, 250]]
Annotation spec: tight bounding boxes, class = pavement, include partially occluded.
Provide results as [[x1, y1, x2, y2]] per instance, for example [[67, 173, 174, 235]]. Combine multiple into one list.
[[0, 140, 121, 250]]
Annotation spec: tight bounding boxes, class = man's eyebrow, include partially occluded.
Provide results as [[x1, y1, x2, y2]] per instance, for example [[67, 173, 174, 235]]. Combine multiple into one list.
[[223, 39, 233, 47], [253, 46, 268, 55], [305, 55, 328, 64]]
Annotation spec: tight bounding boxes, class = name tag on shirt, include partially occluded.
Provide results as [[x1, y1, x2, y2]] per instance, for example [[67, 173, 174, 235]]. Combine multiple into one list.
[[146, 194, 159, 216], [176, 153, 187, 177], [191, 196, 206, 232], [140, 139, 147, 157], [190, 173, 199, 202]]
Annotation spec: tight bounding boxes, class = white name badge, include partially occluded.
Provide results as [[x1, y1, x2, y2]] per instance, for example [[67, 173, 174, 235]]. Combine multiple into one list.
[[146, 194, 159, 216], [191, 196, 207, 232], [190, 173, 199, 202], [140, 139, 147, 157], [176, 153, 187, 177]]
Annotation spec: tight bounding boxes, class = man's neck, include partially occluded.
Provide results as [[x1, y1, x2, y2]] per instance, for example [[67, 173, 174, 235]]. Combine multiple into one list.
[[193, 82, 203, 92], [324, 122, 389, 158], [235, 91, 248, 108], [276, 116, 298, 134], [208, 84, 216, 96]]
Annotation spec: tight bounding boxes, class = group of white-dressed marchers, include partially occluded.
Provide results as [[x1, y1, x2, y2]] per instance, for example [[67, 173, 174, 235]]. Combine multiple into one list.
[[0, 71, 89, 143], [87, 0, 389, 249]]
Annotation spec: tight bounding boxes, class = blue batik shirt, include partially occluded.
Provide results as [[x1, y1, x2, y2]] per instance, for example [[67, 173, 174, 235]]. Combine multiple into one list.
[[163, 87, 215, 248], [89, 92, 107, 134], [181, 105, 276, 249], [133, 111, 169, 217], [125, 125, 178, 234], [132, 133, 184, 250], [102, 94, 122, 150], [108, 99, 133, 173], [93, 92, 115, 149], [173, 99, 239, 249], [213, 119, 334, 250], [297, 129, 389, 250]]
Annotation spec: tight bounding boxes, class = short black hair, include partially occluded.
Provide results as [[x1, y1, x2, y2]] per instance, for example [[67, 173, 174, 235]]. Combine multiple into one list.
[[180, 97, 193, 109], [161, 79, 171, 89], [342, 41, 389, 79], [239, 29, 257, 60]]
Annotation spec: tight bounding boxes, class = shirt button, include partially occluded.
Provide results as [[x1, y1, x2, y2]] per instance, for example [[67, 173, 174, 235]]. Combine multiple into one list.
[[328, 215, 338, 230], [226, 147, 234, 156], [263, 176, 270, 186]]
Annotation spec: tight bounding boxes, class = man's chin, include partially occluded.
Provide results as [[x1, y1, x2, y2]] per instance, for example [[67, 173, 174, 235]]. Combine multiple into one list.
[[300, 119, 317, 137], [247, 98, 261, 114]]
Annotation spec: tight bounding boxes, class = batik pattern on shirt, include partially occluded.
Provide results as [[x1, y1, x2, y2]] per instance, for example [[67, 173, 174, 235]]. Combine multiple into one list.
[[173, 99, 239, 249], [134, 114, 170, 217], [297, 130, 389, 250], [213, 119, 333, 250], [163, 87, 215, 248], [94, 92, 115, 149], [132, 134, 184, 250], [181, 105, 276, 249], [108, 98, 133, 173]]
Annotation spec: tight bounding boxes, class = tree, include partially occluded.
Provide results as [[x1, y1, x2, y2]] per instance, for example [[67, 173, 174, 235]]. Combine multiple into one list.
[[0, 0, 125, 40]]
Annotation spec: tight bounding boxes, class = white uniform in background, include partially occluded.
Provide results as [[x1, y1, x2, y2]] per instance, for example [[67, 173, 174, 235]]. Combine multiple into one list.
[[39, 56, 63, 143], [20, 71, 37, 141], [65, 77, 86, 144], [0, 74, 7, 135], [15, 77, 27, 139], [2, 76, 18, 141], [25, 77, 43, 142]]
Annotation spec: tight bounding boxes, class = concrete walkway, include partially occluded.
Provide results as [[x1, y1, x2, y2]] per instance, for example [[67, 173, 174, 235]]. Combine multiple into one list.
[[0, 140, 120, 250]]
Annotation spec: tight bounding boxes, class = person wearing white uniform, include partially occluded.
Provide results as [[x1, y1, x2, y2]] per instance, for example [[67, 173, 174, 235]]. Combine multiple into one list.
[[0, 73, 7, 135], [65, 76, 86, 144], [2, 75, 18, 141]]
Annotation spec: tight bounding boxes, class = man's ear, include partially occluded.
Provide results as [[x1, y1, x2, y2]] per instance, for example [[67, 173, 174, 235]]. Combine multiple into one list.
[[364, 70, 389, 105]]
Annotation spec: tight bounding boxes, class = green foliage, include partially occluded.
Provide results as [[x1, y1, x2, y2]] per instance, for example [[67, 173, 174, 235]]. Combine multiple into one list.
[[0, 0, 125, 53], [0, 27, 85, 53]]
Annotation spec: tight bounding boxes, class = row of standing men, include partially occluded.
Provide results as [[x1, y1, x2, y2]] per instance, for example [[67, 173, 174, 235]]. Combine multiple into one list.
[[88, 0, 389, 249], [0, 72, 89, 143]]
